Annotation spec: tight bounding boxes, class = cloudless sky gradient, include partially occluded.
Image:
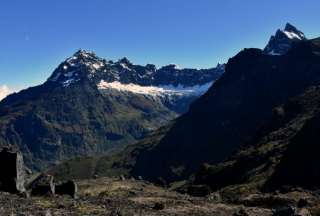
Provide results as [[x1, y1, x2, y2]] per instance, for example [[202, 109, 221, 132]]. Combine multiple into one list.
[[1, 0, 320, 90]]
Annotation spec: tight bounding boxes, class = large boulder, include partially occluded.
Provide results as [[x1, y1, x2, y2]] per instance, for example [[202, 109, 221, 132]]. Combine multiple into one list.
[[29, 175, 78, 198], [55, 180, 78, 198], [0, 148, 25, 193], [30, 174, 55, 196]]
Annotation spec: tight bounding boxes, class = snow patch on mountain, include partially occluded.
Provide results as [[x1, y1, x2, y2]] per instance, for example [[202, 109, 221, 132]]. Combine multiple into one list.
[[92, 62, 105, 70], [283, 30, 304, 40], [170, 64, 181, 70], [62, 78, 80, 87], [97, 80, 212, 97], [120, 63, 132, 71], [268, 50, 281, 56]]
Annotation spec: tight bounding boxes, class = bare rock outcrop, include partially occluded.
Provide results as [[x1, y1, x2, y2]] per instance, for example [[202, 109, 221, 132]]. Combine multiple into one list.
[[0, 148, 25, 193], [30, 174, 55, 196]]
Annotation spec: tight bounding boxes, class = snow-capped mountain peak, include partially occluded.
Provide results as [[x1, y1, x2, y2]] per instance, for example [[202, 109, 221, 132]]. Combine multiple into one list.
[[73, 49, 95, 58], [264, 23, 307, 56], [47, 50, 110, 86], [66, 49, 107, 67], [47, 50, 224, 91]]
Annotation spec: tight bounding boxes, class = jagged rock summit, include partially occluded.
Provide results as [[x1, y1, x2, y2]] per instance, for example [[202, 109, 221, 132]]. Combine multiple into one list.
[[264, 23, 307, 55], [46, 49, 225, 114], [47, 49, 224, 88]]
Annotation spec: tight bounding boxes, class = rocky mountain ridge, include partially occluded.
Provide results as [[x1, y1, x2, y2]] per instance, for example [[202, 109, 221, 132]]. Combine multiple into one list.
[[47, 49, 224, 89]]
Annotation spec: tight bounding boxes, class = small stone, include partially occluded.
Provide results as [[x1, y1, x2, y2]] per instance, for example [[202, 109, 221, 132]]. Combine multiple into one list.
[[233, 208, 249, 216], [297, 198, 309, 208], [129, 191, 136, 196], [19, 191, 30, 198], [44, 210, 52, 216], [153, 202, 165, 210], [208, 192, 222, 202], [58, 203, 66, 209], [109, 208, 123, 216], [272, 206, 296, 216]]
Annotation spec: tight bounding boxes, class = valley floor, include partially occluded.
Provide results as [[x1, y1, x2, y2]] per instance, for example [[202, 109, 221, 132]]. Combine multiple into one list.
[[1, 177, 319, 216]]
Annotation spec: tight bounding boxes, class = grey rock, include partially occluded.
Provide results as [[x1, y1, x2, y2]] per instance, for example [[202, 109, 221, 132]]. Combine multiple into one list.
[[272, 206, 296, 216], [30, 174, 55, 196], [120, 175, 126, 181], [56, 180, 78, 198], [0, 148, 26, 193], [233, 208, 249, 216], [153, 202, 165, 210]]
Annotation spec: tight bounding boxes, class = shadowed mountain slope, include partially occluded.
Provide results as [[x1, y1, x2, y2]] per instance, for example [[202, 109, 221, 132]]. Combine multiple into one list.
[[192, 83, 320, 192], [130, 37, 320, 183]]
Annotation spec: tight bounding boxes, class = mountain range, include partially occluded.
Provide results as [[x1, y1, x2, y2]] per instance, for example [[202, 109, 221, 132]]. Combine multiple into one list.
[[3, 22, 320, 198], [3, 22, 320, 216], [49, 23, 320, 195], [0, 51, 223, 170]]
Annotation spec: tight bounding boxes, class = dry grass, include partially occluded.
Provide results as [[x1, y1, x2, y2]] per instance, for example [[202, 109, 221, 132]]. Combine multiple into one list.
[[0, 177, 318, 215]]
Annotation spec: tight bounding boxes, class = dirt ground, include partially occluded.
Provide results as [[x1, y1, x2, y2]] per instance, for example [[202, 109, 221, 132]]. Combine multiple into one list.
[[0, 177, 318, 216]]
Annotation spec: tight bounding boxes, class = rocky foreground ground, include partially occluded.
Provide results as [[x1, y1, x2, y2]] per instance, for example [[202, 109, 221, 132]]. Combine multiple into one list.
[[1, 177, 320, 216]]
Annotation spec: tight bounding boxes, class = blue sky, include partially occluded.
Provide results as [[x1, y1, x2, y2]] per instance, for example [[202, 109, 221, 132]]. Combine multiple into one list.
[[1, 0, 320, 91]]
